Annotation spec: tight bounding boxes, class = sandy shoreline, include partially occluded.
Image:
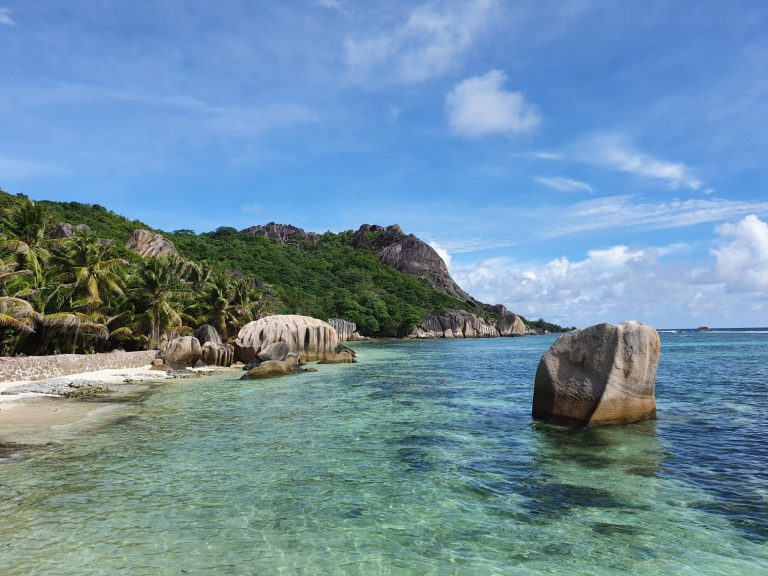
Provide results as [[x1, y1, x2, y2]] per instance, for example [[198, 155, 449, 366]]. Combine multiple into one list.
[[0, 365, 236, 452]]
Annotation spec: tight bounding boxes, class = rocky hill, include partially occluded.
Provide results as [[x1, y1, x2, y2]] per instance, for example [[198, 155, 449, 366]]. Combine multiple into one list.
[[0, 190, 572, 339]]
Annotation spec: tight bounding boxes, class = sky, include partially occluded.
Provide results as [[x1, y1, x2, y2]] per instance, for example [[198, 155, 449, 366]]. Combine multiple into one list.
[[1, 0, 767, 328]]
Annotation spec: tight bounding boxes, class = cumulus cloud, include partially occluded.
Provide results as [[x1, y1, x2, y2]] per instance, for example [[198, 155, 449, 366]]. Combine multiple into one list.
[[535, 176, 592, 193], [712, 214, 768, 293], [446, 70, 540, 137], [580, 134, 702, 190], [450, 243, 724, 327], [0, 8, 15, 26], [429, 241, 452, 269], [345, 0, 497, 83]]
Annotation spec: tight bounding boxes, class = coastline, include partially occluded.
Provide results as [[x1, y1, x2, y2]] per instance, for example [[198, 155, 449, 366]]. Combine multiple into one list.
[[0, 362, 236, 453]]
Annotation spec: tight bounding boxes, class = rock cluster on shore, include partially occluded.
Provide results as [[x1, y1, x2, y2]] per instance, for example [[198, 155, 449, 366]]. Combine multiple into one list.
[[408, 307, 527, 339], [327, 318, 364, 342], [532, 321, 660, 427]]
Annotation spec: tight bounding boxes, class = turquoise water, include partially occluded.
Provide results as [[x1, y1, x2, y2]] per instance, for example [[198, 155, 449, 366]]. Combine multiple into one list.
[[1, 333, 767, 575]]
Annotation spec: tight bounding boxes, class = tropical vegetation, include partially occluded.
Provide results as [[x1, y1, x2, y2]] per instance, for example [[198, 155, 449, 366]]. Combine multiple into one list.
[[0, 188, 571, 356]]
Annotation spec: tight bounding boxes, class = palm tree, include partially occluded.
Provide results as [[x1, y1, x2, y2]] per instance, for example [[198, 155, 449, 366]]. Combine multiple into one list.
[[130, 257, 192, 348], [53, 234, 127, 314], [0, 198, 50, 286], [0, 297, 39, 334], [194, 271, 240, 339]]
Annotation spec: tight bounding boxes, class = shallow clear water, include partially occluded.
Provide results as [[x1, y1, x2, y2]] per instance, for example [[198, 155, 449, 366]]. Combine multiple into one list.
[[1, 333, 766, 575]]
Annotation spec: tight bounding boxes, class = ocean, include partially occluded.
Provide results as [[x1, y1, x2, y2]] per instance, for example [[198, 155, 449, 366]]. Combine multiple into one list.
[[0, 332, 766, 575]]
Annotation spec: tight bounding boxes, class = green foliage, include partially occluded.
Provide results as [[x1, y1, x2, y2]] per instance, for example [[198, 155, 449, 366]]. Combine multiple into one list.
[[0, 188, 571, 351], [170, 229, 472, 337], [522, 316, 575, 333]]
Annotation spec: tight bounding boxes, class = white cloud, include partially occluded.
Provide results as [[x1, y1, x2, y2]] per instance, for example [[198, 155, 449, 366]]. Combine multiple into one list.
[[580, 134, 702, 190], [241, 203, 264, 214], [450, 242, 729, 328], [535, 176, 592, 193], [712, 214, 768, 293], [543, 195, 768, 238], [345, 0, 497, 83], [429, 241, 452, 270], [0, 8, 15, 26], [317, 0, 343, 10], [511, 151, 562, 160], [446, 70, 540, 137]]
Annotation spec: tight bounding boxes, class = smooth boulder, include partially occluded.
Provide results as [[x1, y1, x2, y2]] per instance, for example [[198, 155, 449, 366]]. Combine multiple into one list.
[[158, 336, 202, 368], [195, 324, 223, 346], [240, 354, 305, 380], [532, 321, 660, 427], [233, 315, 340, 363], [201, 341, 234, 367]]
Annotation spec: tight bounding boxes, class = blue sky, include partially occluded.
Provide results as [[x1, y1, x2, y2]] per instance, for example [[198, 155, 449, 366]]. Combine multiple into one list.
[[1, 0, 767, 328]]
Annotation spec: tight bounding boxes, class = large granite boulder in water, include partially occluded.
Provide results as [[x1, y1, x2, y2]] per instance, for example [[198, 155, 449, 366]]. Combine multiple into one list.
[[408, 310, 499, 338], [532, 321, 660, 427], [233, 315, 340, 363], [126, 229, 179, 259], [497, 312, 526, 336], [158, 336, 202, 368]]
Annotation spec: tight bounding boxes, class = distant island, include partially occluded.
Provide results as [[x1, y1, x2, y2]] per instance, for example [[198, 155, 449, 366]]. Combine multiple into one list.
[[0, 189, 573, 358]]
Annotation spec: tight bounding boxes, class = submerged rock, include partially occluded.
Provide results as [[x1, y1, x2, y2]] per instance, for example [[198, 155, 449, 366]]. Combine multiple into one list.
[[318, 345, 357, 364], [532, 321, 660, 427], [233, 315, 340, 363], [240, 354, 306, 380]]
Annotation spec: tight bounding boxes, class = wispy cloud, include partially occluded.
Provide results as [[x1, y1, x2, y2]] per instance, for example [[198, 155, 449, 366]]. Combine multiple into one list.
[[241, 203, 264, 214], [345, 0, 497, 83], [0, 8, 15, 26], [535, 176, 592, 193], [317, 0, 344, 10], [579, 134, 702, 190], [543, 195, 768, 238], [446, 70, 540, 137]]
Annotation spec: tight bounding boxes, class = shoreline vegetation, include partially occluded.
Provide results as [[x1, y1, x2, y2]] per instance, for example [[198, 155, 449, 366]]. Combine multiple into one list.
[[0, 189, 573, 361]]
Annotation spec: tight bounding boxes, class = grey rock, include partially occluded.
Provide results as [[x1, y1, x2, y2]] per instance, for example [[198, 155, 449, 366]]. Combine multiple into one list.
[[532, 321, 660, 427], [233, 315, 340, 363], [201, 341, 234, 367], [51, 223, 92, 239], [126, 229, 179, 259], [157, 336, 202, 367], [351, 225, 473, 302], [497, 313, 526, 336], [240, 360, 307, 380], [240, 222, 318, 246], [328, 318, 358, 342], [257, 341, 290, 362], [195, 324, 223, 346], [408, 310, 499, 339]]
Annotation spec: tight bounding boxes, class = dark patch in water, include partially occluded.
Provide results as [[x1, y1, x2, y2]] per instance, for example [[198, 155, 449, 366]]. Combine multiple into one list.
[[591, 522, 645, 536], [397, 447, 435, 471], [342, 508, 364, 518]]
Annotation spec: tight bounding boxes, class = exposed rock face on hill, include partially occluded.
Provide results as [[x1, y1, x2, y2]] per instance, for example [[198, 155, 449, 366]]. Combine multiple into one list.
[[351, 224, 473, 302], [126, 229, 179, 259], [233, 314, 342, 363], [408, 310, 499, 339], [328, 318, 362, 341], [51, 223, 92, 239], [241, 222, 318, 246], [532, 321, 660, 427]]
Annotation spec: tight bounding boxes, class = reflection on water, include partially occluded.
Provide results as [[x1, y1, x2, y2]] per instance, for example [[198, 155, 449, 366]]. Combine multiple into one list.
[[0, 334, 766, 575]]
